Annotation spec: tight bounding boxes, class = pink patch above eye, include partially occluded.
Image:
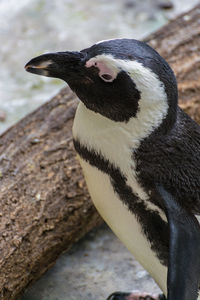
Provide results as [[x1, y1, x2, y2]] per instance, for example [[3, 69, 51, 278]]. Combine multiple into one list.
[[86, 59, 117, 82]]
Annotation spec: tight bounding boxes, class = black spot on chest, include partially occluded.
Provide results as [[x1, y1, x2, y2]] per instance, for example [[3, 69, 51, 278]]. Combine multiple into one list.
[[74, 139, 169, 266]]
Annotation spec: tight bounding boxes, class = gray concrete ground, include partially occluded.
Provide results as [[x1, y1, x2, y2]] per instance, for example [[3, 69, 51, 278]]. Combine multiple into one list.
[[21, 224, 161, 300]]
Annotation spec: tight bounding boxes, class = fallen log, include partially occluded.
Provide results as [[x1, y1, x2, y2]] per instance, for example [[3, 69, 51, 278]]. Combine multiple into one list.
[[0, 89, 103, 300], [0, 4, 200, 300]]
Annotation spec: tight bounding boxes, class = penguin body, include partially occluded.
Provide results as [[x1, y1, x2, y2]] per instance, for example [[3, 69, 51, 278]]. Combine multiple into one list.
[[73, 102, 168, 294], [25, 38, 200, 300]]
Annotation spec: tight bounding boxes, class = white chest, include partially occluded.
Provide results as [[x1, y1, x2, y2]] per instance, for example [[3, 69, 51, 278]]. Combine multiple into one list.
[[79, 158, 167, 294], [73, 102, 168, 293], [73, 102, 167, 211]]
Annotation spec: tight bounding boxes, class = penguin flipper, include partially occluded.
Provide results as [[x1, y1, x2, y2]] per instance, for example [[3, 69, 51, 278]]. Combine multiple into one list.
[[156, 184, 200, 300]]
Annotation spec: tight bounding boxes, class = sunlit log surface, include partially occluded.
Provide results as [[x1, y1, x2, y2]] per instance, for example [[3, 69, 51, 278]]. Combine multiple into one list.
[[0, 4, 200, 300]]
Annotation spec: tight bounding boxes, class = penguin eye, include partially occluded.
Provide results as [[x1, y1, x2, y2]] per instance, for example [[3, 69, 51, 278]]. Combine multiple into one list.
[[86, 58, 118, 83], [100, 73, 113, 82]]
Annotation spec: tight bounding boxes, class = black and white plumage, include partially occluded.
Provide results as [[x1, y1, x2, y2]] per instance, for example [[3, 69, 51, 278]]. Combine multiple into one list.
[[25, 38, 200, 300]]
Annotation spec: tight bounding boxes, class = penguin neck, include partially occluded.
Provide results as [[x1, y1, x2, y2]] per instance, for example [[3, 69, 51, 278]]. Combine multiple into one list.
[[73, 95, 169, 163], [158, 104, 177, 135]]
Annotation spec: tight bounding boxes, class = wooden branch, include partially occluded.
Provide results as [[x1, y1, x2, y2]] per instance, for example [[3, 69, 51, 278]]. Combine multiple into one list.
[[0, 4, 200, 300], [0, 90, 103, 300]]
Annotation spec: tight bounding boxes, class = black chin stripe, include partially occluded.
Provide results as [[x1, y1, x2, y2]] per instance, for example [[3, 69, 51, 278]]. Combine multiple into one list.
[[73, 139, 169, 266]]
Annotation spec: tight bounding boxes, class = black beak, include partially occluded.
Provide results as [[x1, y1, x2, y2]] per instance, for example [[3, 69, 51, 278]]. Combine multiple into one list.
[[25, 51, 85, 80]]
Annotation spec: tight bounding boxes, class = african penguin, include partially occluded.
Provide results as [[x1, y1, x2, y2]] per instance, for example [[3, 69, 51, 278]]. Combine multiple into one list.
[[25, 38, 200, 300]]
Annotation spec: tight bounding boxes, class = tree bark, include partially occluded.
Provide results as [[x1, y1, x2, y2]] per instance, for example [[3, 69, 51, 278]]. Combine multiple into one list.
[[145, 6, 200, 121], [0, 89, 103, 300], [0, 4, 200, 300]]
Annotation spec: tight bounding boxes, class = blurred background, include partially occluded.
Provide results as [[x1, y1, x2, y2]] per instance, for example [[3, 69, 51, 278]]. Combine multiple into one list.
[[0, 0, 199, 134], [0, 1, 198, 299]]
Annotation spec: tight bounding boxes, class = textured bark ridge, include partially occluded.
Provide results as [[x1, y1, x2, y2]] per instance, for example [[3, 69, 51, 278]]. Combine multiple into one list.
[[0, 4, 200, 300], [145, 5, 200, 122], [0, 90, 103, 300]]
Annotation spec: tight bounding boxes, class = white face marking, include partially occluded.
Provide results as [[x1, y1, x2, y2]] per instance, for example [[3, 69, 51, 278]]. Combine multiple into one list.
[[86, 54, 167, 104], [95, 38, 125, 45], [86, 58, 118, 82], [73, 54, 168, 216], [86, 55, 119, 82]]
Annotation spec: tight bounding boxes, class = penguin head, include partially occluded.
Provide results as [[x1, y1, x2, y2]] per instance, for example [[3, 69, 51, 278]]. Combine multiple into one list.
[[25, 39, 178, 127]]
